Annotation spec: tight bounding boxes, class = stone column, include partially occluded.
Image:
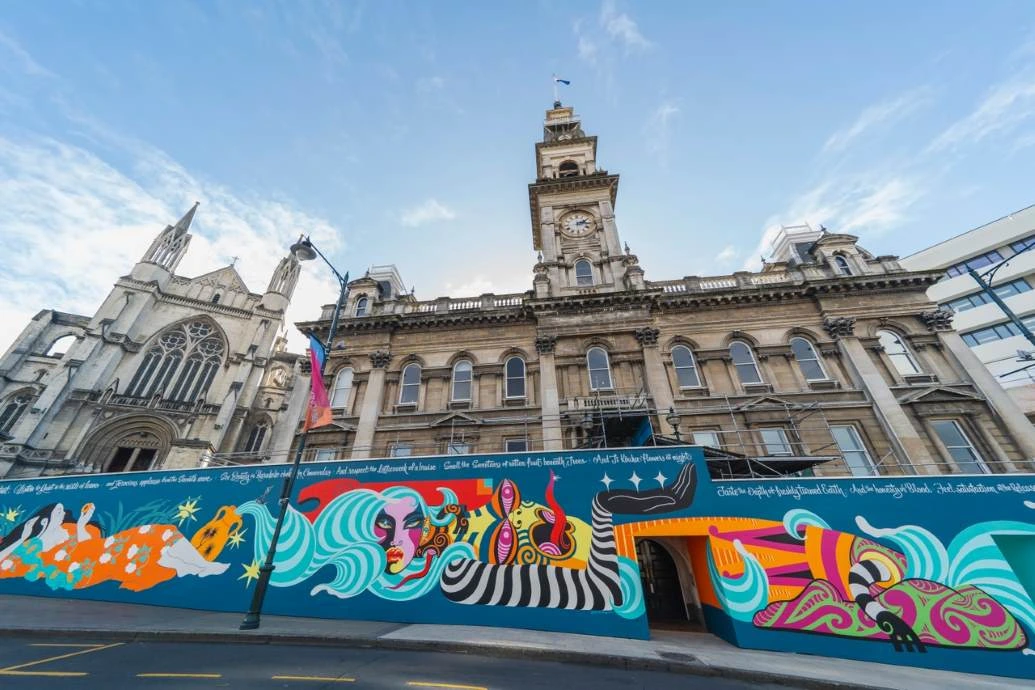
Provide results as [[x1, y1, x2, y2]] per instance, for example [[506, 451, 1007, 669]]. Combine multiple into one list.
[[536, 336, 563, 451], [351, 350, 390, 460], [825, 317, 937, 474], [635, 328, 676, 434], [924, 309, 1035, 466]]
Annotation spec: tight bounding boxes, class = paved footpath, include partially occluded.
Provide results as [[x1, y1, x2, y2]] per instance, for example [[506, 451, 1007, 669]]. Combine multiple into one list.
[[0, 595, 1027, 690]]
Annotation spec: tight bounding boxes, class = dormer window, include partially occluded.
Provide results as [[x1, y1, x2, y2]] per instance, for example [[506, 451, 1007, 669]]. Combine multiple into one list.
[[575, 259, 593, 286], [355, 297, 368, 317], [558, 160, 579, 177], [834, 255, 853, 276]]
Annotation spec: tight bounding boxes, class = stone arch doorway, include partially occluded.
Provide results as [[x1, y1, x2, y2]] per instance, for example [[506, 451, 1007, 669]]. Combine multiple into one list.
[[77, 415, 176, 473], [636, 538, 692, 627]]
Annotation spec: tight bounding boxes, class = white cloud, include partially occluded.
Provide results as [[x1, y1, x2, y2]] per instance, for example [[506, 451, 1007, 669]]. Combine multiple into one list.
[[745, 175, 924, 270], [823, 88, 930, 153], [0, 29, 55, 78], [645, 101, 680, 161], [416, 76, 445, 93], [715, 245, 738, 264], [0, 133, 344, 354], [400, 198, 456, 227], [442, 276, 499, 297], [600, 0, 652, 52], [928, 75, 1035, 152]]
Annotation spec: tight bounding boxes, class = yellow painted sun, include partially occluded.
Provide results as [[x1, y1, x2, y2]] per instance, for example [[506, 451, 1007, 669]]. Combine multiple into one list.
[[227, 529, 247, 549], [3, 507, 20, 522], [239, 560, 261, 587], [174, 498, 201, 525]]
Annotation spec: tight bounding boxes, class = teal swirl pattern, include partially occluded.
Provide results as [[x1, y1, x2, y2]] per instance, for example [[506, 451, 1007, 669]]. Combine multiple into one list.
[[239, 486, 472, 601], [855, 516, 948, 581], [707, 539, 769, 621], [783, 508, 830, 539], [613, 556, 645, 619]]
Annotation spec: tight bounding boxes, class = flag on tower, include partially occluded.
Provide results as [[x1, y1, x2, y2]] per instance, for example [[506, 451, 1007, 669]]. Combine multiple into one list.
[[553, 76, 571, 85], [303, 333, 333, 431]]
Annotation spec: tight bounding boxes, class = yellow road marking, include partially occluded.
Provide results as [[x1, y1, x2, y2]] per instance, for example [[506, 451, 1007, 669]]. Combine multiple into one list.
[[0, 641, 123, 675], [271, 676, 355, 683], [137, 673, 223, 679], [407, 683, 488, 690], [0, 670, 89, 677], [29, 643, 104, 648]]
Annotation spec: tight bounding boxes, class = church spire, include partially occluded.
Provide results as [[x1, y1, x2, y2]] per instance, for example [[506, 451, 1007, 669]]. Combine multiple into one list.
[[173, 201, 200, 236]]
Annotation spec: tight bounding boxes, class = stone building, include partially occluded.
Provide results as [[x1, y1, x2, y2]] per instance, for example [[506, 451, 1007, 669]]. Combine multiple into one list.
[[295, 102, 1035, 477], [0, 204, 309, 477]]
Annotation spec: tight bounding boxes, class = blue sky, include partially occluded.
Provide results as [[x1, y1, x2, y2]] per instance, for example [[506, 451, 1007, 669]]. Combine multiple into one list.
[[3, 1, 1035, 352]]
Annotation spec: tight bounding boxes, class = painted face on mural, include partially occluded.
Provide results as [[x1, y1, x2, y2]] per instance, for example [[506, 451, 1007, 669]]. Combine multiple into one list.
[[373, 497, 425, 574]]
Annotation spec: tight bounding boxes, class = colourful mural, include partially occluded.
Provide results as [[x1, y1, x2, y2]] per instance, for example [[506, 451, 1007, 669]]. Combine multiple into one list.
[[0, 448, 1034, 679]]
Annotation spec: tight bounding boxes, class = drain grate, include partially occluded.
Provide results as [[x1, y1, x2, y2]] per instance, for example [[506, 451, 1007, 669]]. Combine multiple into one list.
[[658, 651, 699, 663]]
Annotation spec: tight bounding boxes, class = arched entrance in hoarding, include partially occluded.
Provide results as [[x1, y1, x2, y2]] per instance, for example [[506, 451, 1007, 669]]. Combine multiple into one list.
[[636, 538, 694, 628]]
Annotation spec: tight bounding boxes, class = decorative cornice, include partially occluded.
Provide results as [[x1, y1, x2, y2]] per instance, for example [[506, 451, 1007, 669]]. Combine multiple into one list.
[[920, 308, 955, 332], [535, 335, 557, 354], [369, 350, 392, 369], [823, 316, 856, 339], [633, 327, 660, 348]]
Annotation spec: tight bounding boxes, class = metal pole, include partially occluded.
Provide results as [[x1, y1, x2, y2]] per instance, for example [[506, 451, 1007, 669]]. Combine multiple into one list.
[[967, 268, 1035, 348], [240, 255, 347, 631]]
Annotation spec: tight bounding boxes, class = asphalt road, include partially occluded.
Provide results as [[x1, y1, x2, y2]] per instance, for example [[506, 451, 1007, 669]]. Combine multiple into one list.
[[0, 635, 803, 689]]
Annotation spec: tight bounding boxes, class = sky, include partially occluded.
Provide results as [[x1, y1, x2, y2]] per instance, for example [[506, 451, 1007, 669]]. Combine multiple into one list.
[[3, 1, 1035, 354]]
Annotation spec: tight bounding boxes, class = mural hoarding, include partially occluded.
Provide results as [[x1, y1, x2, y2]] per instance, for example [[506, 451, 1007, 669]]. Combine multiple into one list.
[[0, 447, 1033, 679]]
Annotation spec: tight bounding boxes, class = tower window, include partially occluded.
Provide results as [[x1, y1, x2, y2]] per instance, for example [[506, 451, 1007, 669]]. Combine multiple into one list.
[[575, 259, 593, 287], [211, 293, 221, 304], [558, 160, 579, 177], [0, 393, 32, 435], [355, 297, 369, 317]]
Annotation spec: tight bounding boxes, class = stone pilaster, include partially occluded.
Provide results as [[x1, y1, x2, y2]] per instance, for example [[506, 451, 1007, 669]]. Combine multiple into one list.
[[635, 328, 675, 434], [535, 336, 562, 451], [937, 330, 1034, 468], [826, 316, 935, 474], [351, 351, 390, 459]]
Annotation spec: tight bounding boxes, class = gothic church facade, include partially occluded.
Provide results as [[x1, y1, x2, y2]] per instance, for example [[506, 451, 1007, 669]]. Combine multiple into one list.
[[0, 204, 308, 477]]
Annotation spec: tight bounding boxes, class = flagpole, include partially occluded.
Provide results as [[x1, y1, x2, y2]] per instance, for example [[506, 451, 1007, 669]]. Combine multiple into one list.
[[552, 74, 558, 104], [241, 237, 348, 631]]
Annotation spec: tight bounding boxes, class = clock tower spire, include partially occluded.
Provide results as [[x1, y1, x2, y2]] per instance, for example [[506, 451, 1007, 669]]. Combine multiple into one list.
[[528, 103, 641, 297]]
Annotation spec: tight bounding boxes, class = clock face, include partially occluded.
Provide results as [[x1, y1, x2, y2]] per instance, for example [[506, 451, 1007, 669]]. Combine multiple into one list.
[[562, 211, 595, 236]]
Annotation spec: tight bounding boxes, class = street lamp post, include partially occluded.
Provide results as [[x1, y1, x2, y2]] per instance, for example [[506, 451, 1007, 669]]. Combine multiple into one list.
[[240, 235, 348, 631], [665, 406, 683, 443]]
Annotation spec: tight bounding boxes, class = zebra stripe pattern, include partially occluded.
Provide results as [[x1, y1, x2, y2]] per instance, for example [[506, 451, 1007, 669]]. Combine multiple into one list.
[[848, 558, 892, 623], [440, 496, 623, 610]]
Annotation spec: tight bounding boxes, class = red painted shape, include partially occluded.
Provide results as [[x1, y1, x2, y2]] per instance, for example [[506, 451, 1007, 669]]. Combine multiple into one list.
[[298, 477, 493, 521]]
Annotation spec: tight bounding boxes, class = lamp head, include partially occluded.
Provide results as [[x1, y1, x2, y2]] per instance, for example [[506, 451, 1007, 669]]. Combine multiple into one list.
[[290, 237, 318, 262], [665, 406, 681, 429]]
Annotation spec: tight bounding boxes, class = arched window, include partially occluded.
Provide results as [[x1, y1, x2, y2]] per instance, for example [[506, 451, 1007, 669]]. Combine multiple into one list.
[[126, 321, 224, 402], [45, 335, 76, 357], [243, 422, 269, 453], [451, 360, 473, 402], [331, 367, 354, 408], [505, 356, 526, 399], [558, 160, 579, 177], [586, 347, 613, 390], [877, 330, 922, 376], [355, 297, 368, 317], [399, 363, 421, 405], [790, 337, 827, 381], [729, 341, 762, 385], [211, 293, 221, 304], [575, 259, 593, 287], [0, 393, 31, 434], [671, 345, 700, 388], [834, 255, 853, 276]]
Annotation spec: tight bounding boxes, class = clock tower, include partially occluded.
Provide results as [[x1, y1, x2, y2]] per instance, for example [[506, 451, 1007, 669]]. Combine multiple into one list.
[[528, 102, 644, 298]]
